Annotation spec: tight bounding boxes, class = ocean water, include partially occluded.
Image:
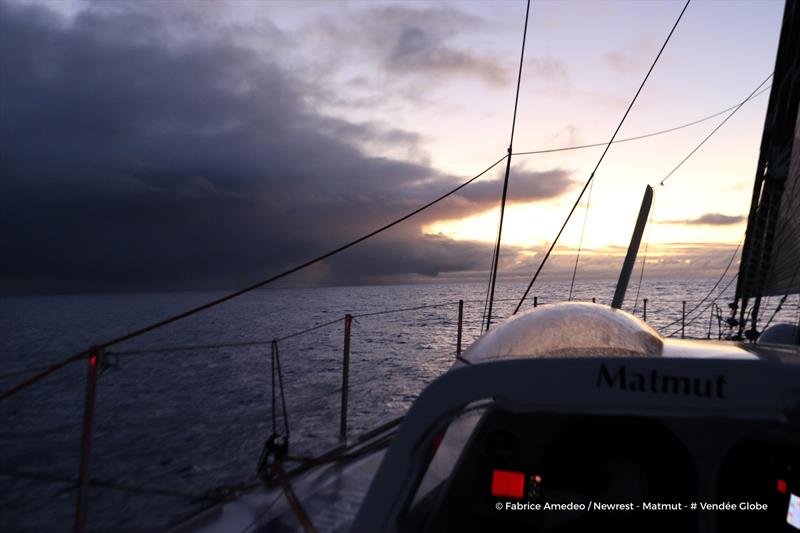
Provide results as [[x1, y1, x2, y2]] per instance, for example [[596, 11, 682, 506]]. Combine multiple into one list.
[[1, 279, 798, 532]]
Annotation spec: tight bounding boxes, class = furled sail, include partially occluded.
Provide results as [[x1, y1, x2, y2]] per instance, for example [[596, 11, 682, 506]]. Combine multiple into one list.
[[733, 1, 800, 334]]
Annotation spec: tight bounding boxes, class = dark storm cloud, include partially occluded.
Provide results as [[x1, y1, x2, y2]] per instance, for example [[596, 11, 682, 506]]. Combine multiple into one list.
[[0, 1, 575, 294], [660, 213, 746, 226], [302, 5, 510, 90], [371, 5, 510, 85], [457, 169, 575, 205], [387, 23, 508, 86]]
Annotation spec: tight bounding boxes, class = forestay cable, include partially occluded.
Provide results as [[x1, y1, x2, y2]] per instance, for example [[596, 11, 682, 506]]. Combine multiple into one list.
[[514, 0, 692, 314]]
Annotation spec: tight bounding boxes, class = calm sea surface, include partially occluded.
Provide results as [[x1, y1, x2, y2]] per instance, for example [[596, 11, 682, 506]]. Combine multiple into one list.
[[1, 280, 798, 532]]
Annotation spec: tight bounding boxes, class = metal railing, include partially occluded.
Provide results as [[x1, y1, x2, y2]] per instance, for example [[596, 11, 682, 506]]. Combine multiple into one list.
[[8, 292, 776, 531]]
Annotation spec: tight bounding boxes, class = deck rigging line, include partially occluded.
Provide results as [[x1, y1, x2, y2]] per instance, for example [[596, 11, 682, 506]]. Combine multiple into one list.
[[0, 79, 777, 400], [485, 0, 531, 332], [481, 214, 502, 334], [568, 177, 595, 301], [0, 153, 507, 401], [514, 0, 692, 315], [634, 73, 772, 320], [271, 341, 290, 441], [659, 236, 743, 334], [665, 271, 739, 338], [0, 41, 776, 402], [659, 72, 773, 187], [760, 258, 800, 333], [511, 84, 771, 157]]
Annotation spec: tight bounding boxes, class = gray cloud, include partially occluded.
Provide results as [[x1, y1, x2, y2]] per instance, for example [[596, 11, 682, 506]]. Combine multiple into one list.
[[525, 56, 571, 91], [457, 168, 576, 204], [387, 23, 509, 86], [660, 213, 746, 226], [1, 1, 569, 294], [302, 5, 511, 92]]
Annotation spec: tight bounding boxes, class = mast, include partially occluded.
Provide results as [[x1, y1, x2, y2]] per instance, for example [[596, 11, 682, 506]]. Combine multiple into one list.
[[485, 0, 531, 332]]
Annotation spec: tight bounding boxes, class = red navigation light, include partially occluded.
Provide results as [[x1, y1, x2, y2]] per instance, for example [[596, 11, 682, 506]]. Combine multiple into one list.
[[491, 469, 525, 499], [534, 474, 542, 483], [90, 355, 97, 367], [779, 479, 788, 494]]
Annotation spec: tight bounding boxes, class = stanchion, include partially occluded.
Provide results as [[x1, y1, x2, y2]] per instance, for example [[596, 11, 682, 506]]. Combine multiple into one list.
[[681, 301, 686, 339], [456, 300, 463, 356], [340, 315, 352, 442], [75, 350, 100, 533]]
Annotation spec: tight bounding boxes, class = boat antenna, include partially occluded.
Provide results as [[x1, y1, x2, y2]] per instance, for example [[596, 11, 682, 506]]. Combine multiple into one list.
[[485, 0, 531, 332], [514, 0, 691, 315]]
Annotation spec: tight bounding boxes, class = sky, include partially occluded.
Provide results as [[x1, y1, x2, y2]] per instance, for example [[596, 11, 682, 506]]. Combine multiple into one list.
[[0, 0, 787, 294]]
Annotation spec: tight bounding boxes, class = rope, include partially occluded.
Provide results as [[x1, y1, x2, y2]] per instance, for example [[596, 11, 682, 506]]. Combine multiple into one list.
[[0, 362, 67, 380], [352, 301, 458, 318], [485, 0, 532, 332], [271, 462, 317, 533], [112, 340, 274, 356], [0, 49, 775, 402], [659, 73, 773, 186], [0, 154, 508, 402], [271, 341, 290, 441], [629, 73, 771, 323], [568, 177, 594, 301], [512, 84, 771, 157], [760, 264, 800, 332], [47, 298, 511, 362], [481, 214, 502, 334], [659, 237, 742, 332], [275, 317, 346, 342], [287, 432, 394, 466], [514, 0, 691, 315], [665, 272, 739, 338], [107, 317, 344, 356]]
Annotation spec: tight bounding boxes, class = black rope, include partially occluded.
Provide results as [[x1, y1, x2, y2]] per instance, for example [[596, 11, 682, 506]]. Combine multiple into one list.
[[112, 340, 275, 356], [89, 300, 510, 358], [0, 153, 507, 402], [665, 272, 739, 338], [271, 342, 277, 435], [275, 317, 346, 342], [628, 74, 771, 321], [512, 84, 771, 157], [485, 0, 531, 332], [353, 301, 457, 318], [659, 72, 773, 186], [760, 262, 800, 332], [0, 70, 776, 401], [514, 0, 691, 315], [271, 340, 290, 441], [659, 237, 742, 332], [0, 362, 67, 380], [108, 316, 344, 356]]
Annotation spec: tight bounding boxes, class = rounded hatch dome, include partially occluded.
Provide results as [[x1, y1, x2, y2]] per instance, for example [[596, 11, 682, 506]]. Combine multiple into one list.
[[463, 302, 663, 362]]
